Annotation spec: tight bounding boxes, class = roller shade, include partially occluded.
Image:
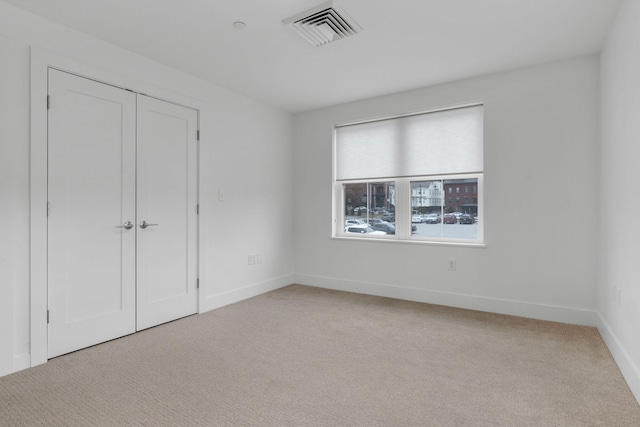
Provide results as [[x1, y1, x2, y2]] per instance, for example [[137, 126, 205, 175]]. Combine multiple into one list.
[[335, 104, 483, 181]]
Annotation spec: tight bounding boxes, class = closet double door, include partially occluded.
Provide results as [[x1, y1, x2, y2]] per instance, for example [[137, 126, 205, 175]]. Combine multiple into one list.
[[47, 69, 198, 358]]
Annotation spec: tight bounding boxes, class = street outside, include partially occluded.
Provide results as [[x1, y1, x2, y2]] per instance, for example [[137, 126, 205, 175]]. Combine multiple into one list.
[[345, 215, 478, 240], [412, 222, 477, 240]]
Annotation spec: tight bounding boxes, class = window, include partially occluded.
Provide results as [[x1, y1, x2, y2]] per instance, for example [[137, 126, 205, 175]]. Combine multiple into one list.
[[334, 103, 483, 244], [344, 181, 394, 219]]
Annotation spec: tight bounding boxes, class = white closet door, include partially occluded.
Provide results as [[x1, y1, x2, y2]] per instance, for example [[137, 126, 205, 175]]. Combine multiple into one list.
[[136, 95, 198, 331], [47, 69, 137, 358]]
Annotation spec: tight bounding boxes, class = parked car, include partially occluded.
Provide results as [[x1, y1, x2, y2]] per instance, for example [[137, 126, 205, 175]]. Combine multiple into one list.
[[367, 218, 384, 226], [443, 214, 457, 224], [371, 222, 395, 235], [345, 219, 367, 226], [381, 213, 395, 222], [458, 214, 475, 224], [411, 215, 423, 223], [423, 213, 441, 224], [345, 225, 387, 235]]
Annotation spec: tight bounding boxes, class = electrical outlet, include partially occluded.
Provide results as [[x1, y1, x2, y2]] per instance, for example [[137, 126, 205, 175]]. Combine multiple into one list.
[[448, 260, 456, 271], [248, 254, 256, 265], [218, 189, 225, 202]]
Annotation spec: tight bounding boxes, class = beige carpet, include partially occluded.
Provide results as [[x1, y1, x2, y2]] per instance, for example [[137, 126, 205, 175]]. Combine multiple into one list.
[[1, 284, 639, 426]]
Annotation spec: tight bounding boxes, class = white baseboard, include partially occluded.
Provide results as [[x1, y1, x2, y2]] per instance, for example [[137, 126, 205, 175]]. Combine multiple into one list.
[[293, 274, 597, 326], [596, 313, 640, 405], [200, 274, 293, 313]]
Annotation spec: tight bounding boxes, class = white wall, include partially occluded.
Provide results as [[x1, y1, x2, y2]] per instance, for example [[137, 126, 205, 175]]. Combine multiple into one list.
[[598, 0, 640, 402], [293, 56, 600, 325], [0, 1, 294, 376], [0, 34, 31, 375]]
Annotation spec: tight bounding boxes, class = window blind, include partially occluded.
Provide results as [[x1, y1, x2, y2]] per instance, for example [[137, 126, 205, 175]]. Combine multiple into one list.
[[335, 104, 483, 181]]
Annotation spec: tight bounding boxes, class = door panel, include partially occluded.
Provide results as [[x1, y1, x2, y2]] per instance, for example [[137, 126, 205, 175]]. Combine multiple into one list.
[[136, 95, 198, 331], [48, 69, 137, 358]]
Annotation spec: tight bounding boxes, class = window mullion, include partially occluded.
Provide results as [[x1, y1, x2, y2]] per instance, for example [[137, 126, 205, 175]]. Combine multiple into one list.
[[395, 178, 411, 240]]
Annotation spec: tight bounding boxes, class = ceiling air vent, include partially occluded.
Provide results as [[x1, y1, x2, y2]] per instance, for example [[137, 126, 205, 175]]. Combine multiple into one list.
[[283, 1, 362, 47]]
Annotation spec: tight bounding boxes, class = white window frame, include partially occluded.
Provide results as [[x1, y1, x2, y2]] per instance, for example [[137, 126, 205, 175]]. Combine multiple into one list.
[[334, 174, 483, 245], [334, 178, 398, 240], [405, 173, 483, 244], [332, 103, 484, 247]]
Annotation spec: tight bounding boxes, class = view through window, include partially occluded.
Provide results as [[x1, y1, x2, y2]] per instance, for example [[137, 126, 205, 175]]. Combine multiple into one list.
[[409, 178, 479, 240]]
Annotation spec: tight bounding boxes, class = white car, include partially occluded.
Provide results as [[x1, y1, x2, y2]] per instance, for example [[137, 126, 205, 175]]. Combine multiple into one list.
[[344, 225, 387, 235], [423, 213, 440, 224], [345, 218, 367, 226], [411, 215, 423, 223]]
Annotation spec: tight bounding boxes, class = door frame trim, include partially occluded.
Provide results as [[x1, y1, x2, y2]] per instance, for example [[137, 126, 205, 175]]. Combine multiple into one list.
[[29, 48, 202, 367]]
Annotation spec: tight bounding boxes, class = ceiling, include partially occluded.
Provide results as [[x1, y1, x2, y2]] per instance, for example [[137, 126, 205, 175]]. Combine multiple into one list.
[[4, 0, 622, 113]]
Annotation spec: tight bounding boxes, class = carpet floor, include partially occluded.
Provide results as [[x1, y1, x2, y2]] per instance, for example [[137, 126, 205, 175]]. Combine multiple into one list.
[[1, 284, 639, 426]]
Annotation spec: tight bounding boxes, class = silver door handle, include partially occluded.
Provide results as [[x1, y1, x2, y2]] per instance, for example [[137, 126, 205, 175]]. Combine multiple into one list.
[[139, 220, 159, 229], [116, 221, 134, 230]]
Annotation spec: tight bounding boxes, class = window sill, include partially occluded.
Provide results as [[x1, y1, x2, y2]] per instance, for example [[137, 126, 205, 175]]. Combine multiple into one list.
[[331, 235, 486, 248]]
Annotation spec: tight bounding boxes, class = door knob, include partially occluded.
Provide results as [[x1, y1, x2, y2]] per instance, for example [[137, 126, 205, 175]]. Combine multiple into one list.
[[139, 220, 159, 229], [116, 221, 134, 230]]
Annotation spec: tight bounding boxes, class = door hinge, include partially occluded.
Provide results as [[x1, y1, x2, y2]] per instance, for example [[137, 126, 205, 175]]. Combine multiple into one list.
[[196, 278, 200, 289], [47, 95, 50, 110], [47, 202, 50, 216], [197, 130, 200, 141], [196, 204, 199, 215], [47, 309, 50, 324]]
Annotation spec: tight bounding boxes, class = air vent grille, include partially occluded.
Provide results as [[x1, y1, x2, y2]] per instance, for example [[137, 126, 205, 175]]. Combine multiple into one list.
[[283, 2, 362, 47]]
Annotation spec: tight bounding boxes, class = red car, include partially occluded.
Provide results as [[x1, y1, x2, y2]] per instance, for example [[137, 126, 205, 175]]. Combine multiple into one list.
[[443, 214, 457, 224]]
